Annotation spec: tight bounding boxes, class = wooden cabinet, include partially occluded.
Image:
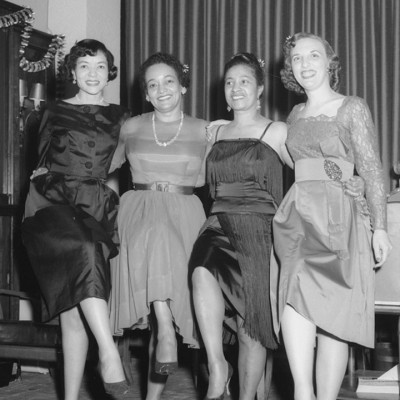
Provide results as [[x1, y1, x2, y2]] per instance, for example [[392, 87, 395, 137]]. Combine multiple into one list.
[[0, 1, 56, 319]]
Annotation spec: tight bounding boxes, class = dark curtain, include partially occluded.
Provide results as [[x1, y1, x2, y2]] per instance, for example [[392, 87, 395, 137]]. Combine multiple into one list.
[[121, 0, 400, 192]]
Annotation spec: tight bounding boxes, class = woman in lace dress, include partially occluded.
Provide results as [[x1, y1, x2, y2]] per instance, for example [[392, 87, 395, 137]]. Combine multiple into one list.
[[21, 39, 131, 400], [190, 53, 293, 400], [108, 53, 209, 400], [271, 33, 392, 400]]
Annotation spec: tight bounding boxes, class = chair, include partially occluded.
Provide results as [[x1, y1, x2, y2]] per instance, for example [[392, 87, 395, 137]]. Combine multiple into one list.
[[0, 289, 62, 383], [345, 199, 400, 389]]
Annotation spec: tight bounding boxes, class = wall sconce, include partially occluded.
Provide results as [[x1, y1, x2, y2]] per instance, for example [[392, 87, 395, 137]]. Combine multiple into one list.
[[29, 83, 45, 111], [19, 79, 28, 108], [19, 79, 28, 132], [18, 80, 46, 134]]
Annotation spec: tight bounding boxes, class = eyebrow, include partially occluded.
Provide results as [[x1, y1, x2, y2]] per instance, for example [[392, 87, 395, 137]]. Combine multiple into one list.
[[225, 73, 253, 80], [147, 74, 176, 82], [76, 60, 107, 65]]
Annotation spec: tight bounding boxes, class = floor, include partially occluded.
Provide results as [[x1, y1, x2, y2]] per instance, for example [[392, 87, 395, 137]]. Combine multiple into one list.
[[0, 345, 295, 400], [0, 345, 391, 400]]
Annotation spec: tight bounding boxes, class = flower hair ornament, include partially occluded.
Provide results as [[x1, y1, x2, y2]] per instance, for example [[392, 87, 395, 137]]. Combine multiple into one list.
[[182, 64, 189, 74], [258, 58, 265, 68], [285, 34, 295, 46]]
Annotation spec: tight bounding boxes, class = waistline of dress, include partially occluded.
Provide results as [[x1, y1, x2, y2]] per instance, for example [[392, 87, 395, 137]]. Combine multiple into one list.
[[37, 170, 107, 183], [211, 182, 277, 215], [132, 182, 194, 195], [295, 158, 354, 182]]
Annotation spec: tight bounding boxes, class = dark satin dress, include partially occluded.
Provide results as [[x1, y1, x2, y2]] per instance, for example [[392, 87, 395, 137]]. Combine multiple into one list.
[[21, 101, 129, 321], [189, 123, 283, 349]]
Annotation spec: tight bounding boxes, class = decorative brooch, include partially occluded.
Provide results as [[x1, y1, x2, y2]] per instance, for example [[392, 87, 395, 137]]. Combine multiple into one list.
[[324, 159, 343, 181]]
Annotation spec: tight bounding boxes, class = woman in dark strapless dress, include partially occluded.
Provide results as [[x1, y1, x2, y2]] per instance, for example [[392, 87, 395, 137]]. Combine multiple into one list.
[[190, 53, 293, 400]]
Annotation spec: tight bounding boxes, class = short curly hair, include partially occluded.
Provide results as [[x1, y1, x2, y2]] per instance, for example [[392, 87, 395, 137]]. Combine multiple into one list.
[[224, 52, 265, 89], [280, 32, 341, 94], [139, 52, 190, 95], [61, 39, 118, 82]]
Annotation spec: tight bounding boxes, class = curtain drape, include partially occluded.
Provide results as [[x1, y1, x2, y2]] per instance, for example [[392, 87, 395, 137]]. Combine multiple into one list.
[[121, 0, 399, 192]]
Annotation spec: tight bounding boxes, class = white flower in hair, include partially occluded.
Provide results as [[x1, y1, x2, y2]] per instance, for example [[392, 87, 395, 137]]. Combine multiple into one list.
[[183, 64, 189, 74], [258, 58, 265, 68], [285, 34, 294, 43]]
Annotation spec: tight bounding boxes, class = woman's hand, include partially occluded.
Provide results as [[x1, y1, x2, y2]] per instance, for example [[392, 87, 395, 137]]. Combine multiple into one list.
[[344, 176, 364, 198], [205, 119, 230, 141], [30, 167, 48, 180], [372, 229, 392, 267], [344, 176, 369, 215]]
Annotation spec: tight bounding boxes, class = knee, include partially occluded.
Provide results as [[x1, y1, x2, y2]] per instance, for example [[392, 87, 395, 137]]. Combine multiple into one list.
[[191, 267, 210, 292], [61, 307, 85, 332], [237, 327, 265, 352]]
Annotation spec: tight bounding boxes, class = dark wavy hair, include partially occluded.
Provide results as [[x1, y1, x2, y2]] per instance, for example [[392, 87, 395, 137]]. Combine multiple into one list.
[[280, 32, 341, 94], [61, 39, 118, 82], [224, 52, 265, 90], [139, 52, 190, 95]]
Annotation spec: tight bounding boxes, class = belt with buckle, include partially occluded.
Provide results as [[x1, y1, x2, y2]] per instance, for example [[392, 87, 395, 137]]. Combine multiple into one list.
[[133, 182, 194, 195]]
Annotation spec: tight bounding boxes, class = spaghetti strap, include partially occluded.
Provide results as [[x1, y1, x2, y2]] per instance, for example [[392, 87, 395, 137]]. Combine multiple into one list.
[[260, 121, 274, 141], [215, 125, 224, 142]]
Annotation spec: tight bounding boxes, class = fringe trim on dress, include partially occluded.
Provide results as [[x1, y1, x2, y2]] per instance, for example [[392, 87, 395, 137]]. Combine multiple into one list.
[[217, 213, 278, 349]]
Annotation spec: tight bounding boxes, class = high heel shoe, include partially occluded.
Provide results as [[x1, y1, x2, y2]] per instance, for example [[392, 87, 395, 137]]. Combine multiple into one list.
[[204, 362, 233, 400], [154, 360, 178, 375], [103, 380, 131, 399]]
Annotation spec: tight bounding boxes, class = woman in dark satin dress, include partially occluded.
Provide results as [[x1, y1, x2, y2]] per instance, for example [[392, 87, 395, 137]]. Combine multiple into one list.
[[21, 39, 132, 400], [190, 53, 293, 400]]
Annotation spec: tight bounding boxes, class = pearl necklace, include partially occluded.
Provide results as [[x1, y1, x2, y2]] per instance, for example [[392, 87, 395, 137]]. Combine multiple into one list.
[[152, 111, 184, 147], [75, 94, 105, 105]]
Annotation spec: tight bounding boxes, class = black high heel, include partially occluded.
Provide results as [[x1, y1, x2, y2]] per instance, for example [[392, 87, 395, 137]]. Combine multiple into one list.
[[103, 380, 131, 399], [204, 362, 233, 400]]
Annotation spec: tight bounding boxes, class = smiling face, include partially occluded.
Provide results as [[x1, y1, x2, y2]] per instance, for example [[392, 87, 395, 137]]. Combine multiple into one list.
[[290, 37, 331, 92], [72, 51, 109, 97], [145, 63, 186, 114], [224, 64, 263, 112]]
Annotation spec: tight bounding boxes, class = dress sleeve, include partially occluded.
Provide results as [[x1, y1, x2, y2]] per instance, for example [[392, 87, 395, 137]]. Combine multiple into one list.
[[109, 118, 128, 173], [345, 97, 387, 230], [36, 108, 53, 168]]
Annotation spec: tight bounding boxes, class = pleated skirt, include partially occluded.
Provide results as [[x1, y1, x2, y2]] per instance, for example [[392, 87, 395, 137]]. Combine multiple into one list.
[[109, 189, 205, 348]]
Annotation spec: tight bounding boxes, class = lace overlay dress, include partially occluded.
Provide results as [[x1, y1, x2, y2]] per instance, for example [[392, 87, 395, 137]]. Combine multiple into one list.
[[108, 113, 208, 347], [190, 123, 283, 349], [271, 96, 386, 348], [21, 101, 129, 320]]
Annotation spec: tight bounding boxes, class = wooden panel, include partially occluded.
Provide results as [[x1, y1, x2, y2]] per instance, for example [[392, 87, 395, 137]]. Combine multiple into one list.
[[0, 1, 56, 318]]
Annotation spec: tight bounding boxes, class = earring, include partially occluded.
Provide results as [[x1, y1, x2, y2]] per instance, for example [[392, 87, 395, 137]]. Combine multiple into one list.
[[227, 106, 231, 112], [256, 99, 261, 110]]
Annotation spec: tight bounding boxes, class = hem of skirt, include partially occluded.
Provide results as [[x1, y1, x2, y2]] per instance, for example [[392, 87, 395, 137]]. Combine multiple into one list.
[[287, 302, 374, 349], [44, 293, 108, 321]]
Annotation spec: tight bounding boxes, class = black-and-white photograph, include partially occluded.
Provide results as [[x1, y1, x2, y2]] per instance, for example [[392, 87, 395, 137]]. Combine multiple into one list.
[[0, 1, 399, 399]]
